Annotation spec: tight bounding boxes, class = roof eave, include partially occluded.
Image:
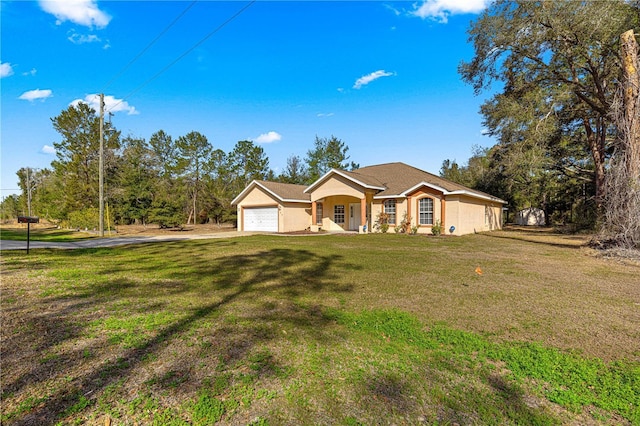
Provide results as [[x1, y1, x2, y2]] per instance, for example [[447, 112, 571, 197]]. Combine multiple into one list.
[[231, 180, 260, 205], [400, 181, 449, 196], [372, 184, 506, 204], [280, 199, 312, 204], [232, 181, 311, 205], [446, 190, 507, 204]]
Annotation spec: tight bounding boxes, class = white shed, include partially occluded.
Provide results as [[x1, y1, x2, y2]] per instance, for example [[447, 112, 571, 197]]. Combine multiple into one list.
[[515, 207, 546, 226]]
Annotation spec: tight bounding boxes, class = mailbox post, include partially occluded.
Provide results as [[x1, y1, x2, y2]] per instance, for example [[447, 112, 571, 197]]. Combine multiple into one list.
[[17, 216, 40, 254]]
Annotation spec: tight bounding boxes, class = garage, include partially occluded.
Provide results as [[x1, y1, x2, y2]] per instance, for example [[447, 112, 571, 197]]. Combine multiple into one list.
[[243, 207, 278, 232]]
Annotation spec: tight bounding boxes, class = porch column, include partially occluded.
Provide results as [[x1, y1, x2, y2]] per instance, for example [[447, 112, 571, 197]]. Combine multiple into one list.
[[441, 198, 446, 231], [407, 196, 412, 224], [360, 197, 367, 232], [311, 201, 317, 225], [310, 201, 319, 232]]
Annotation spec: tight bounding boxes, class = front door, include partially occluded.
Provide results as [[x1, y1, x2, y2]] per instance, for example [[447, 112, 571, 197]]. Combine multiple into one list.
[[349, 203, 361, 231]]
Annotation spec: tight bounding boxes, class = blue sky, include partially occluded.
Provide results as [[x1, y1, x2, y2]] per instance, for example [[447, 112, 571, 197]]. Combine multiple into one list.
[[1, 0, 494, 199]]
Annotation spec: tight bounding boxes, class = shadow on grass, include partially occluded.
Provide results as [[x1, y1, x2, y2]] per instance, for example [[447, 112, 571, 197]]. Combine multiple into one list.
[[479, 229, 585, 250], [2, 240, 357, 425]]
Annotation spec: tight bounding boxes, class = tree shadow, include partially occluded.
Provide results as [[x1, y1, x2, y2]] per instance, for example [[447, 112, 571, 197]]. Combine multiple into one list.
[[2, 242, 358, 425], [479, 228, 585, 250], [365, 372, 415, 415]]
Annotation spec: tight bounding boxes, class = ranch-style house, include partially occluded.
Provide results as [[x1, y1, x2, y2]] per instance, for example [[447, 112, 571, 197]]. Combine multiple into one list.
[[231, 162, 506, 235]]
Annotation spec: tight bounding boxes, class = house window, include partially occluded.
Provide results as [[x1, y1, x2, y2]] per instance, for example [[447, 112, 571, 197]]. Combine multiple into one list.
[[419, 198, 433, 225], [383, 199, 396, 224], [334, 205, 345, 224], [316, 202, 323, 225]]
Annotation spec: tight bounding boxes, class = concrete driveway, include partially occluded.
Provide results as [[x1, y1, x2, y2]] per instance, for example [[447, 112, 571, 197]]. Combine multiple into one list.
[[0, 231, 258, 251]]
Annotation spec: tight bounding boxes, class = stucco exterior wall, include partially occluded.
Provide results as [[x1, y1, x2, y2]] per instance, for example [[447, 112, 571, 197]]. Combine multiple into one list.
[[280, 202, 312, 232], [371, 198, 410, 231], [372, 194, 446, 234], [235, 185, 310, 232], [445, 195, 502, 235], [408, 188, 443, 234], [238, 185, 277, 206], [310, 175, 366, 202], [317, 195, 362, 231], [372, 193, 502, 235]]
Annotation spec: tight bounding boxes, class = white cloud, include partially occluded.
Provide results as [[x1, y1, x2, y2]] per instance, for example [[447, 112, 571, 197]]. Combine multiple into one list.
[[254, 131, 282, 144], [68, 31, 101, 44], [410, 0, 490, 23], [317, 113, 334, 118], [39, 0, 111, 28], [19, 89, 53, 101], [22, 68, 37, 76], [70, 94, 139, 115], [353, 70, 394, 89], [1, 62, 14, 78], [385, 4, 401, 16], [42, 145, 56, 155]]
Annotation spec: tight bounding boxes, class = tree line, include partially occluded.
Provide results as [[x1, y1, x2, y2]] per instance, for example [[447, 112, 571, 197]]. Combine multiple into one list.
[[3, 1, 638, 248], [440, 0, 639, 247], [2, 102, 357, 229]]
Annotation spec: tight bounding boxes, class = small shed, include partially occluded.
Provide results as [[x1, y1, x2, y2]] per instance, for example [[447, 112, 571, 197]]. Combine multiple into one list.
[[515, 207, 545, 226]]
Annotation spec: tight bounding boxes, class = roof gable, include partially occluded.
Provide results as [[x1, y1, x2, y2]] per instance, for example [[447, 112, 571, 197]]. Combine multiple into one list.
[[231, 180, 310, 205], [304, 169, 385, 194]]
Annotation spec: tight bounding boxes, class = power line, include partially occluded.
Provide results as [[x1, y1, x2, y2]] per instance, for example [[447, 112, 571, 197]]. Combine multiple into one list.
[[100, 1, 198, 93], [107, 0, 256, 114]]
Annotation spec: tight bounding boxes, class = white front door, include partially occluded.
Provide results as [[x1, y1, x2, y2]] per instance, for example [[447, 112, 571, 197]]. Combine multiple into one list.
[[349, 203, 361, 231]]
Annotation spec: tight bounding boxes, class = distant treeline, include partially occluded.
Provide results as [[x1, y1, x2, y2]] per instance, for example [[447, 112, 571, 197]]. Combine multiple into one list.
[[1, 103, 358, 229]]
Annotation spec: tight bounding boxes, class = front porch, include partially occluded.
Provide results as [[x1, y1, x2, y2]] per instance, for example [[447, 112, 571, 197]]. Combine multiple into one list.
[[311, 195, 372, 234]]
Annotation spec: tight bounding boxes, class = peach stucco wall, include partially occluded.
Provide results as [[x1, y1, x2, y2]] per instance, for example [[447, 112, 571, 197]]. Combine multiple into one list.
[[310, 175, 365, 202], [235, 185, 311, 232], [280, 202, 311, 232], [317, 195, 363, 231], [311, 175, 375, 232], [445, 195, 502, 235], [371, 193, 502, 235]]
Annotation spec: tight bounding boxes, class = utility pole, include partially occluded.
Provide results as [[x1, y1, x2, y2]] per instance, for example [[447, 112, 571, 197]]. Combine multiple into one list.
[[26, 167, 32, 217], [99, 93, 105, 237]]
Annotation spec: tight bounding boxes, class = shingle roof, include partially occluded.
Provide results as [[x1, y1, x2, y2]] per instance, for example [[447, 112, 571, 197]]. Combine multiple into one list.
[[256, 180, 310, 202], [340, 162, 503, 201], [235, 163, 504, 205]]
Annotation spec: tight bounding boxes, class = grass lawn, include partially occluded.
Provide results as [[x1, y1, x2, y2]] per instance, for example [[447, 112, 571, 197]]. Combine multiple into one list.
[[1, 231, 639, 425], [0, 227, 94, 242]]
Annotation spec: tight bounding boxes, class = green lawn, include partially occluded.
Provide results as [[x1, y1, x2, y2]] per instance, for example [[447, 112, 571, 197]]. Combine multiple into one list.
[[1, 232, 638, 425], [0, 227, 94, 242]]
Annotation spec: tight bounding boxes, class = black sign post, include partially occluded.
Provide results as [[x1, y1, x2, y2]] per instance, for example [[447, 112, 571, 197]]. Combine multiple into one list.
[[18, 216, 40, 254]]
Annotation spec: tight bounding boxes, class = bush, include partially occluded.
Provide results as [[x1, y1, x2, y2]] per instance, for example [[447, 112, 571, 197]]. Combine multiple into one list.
[[374, 212, 391, 233], [148, 201, 184, 229], [431, 220, 442, 236], [65, 208, 99, 230]]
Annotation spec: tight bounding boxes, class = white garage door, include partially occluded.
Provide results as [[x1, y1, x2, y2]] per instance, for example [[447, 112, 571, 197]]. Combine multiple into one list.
[[244, 207, 278, 232]]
